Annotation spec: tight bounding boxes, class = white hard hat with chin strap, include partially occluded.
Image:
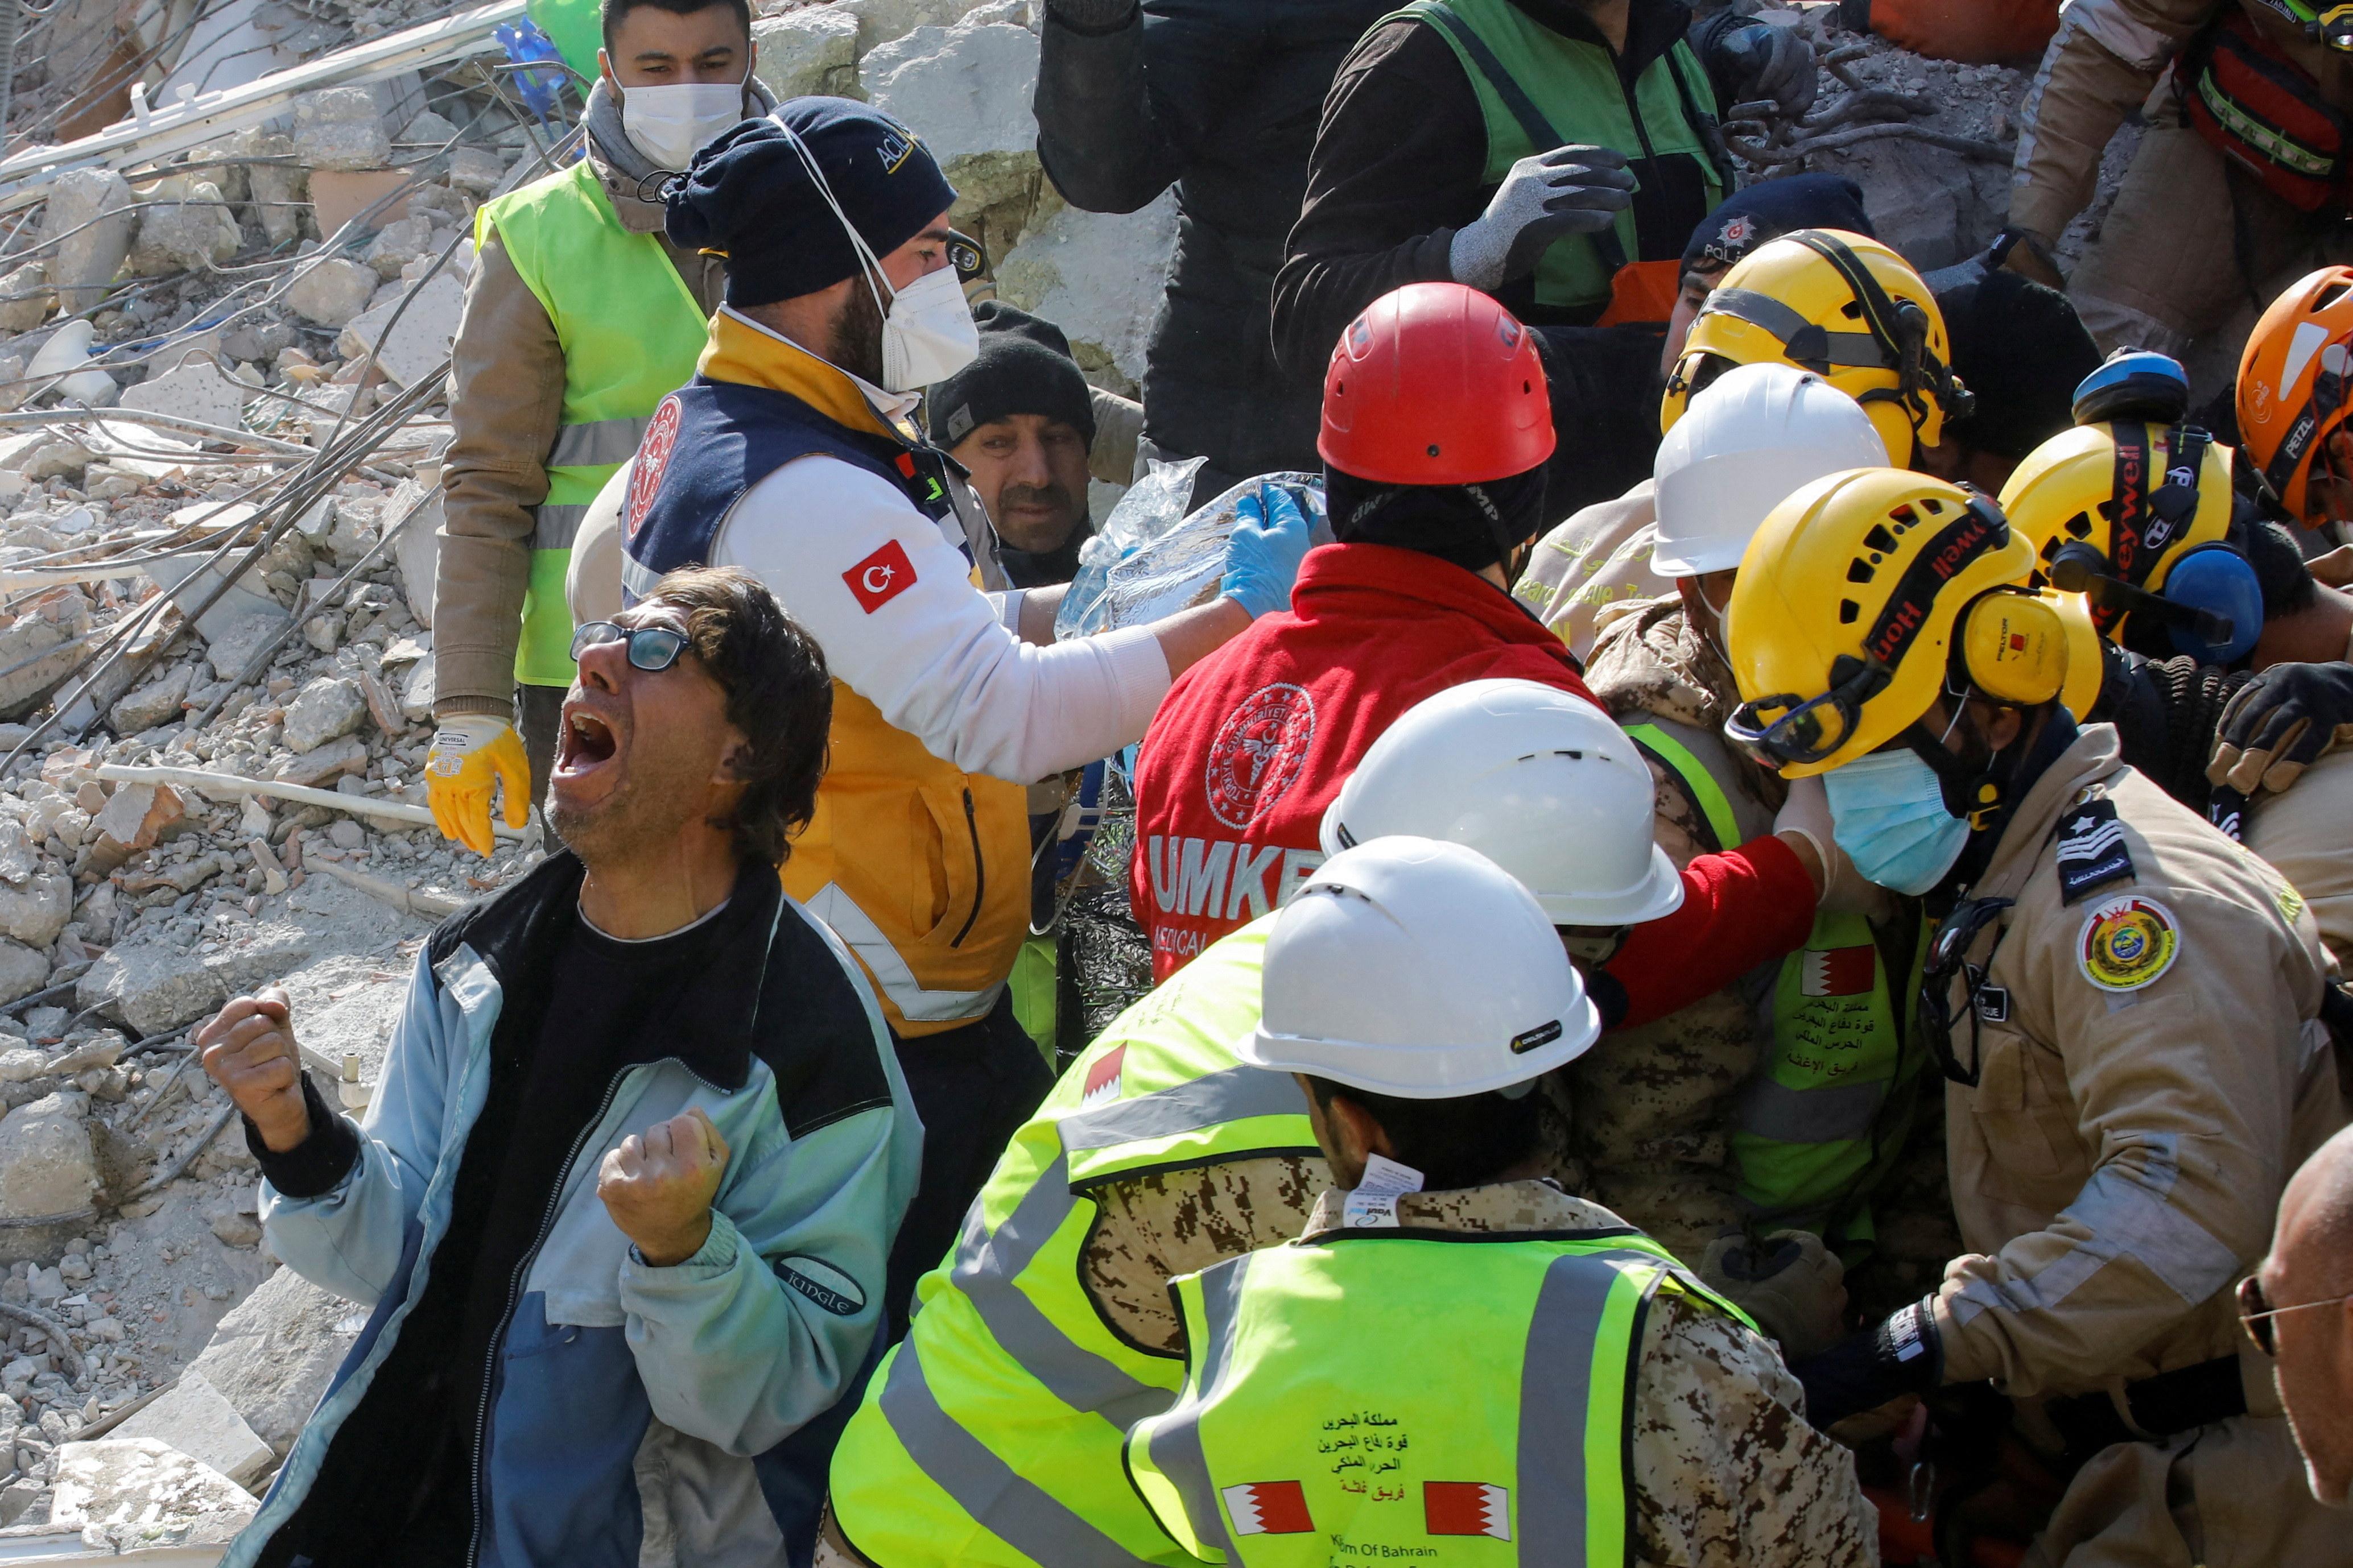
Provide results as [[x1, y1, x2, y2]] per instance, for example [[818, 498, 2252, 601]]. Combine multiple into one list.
[[1241, 836, 1601, 1099], [1652, 361, 1888, 577], [1319, 679, 1685, 927]]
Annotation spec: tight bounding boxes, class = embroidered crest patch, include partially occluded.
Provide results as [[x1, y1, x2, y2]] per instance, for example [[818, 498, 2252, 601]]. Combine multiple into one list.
[[2077, 895, 2179, 992]]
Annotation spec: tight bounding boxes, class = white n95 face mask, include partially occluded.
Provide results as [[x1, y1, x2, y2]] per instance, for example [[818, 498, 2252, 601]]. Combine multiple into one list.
[[622, 80, 746, 173], [879, 263, 979, 391]]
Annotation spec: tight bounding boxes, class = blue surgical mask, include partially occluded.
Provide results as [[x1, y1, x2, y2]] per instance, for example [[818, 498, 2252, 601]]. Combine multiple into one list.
[[1822, 747, 1970, 896]]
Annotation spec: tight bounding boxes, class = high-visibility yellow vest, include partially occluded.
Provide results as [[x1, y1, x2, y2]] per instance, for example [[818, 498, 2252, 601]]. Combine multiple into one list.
[[1126, 1228, 1733, 1566], [1623, 721, 1929, 1243], [477, 159, 709, 686], [1386, 0, 1728, 315], [828, 920, 1320, 1566]]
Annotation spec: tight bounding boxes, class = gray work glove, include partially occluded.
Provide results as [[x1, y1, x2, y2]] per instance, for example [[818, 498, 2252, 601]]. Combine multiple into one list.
[[1447, 144, 1636, 293], [1711, 21, 1819, 118]]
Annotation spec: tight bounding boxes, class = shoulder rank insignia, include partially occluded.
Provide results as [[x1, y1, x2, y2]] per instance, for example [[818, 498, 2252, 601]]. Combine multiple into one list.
[[2054, 797, 2133, 905], [2077, 895, 2179, 992]]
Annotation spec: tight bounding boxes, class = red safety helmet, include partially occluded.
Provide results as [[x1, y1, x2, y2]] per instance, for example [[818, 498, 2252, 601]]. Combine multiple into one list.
[[1319, 283, 1556, 485]]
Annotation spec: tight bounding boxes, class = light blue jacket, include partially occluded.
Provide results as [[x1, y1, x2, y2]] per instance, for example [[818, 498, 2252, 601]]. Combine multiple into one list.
[[232, 855, 923, 1568]]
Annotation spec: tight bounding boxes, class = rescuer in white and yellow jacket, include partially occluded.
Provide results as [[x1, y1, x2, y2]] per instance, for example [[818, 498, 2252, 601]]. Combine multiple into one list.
[[618, 100, 1310, 1336]]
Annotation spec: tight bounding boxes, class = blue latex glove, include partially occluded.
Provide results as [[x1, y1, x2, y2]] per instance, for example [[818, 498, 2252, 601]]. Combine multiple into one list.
[[1222, 485, 1314, 619]]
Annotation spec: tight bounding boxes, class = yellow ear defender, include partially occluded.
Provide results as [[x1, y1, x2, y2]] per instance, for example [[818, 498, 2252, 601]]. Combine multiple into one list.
[[1955, 586, 2069, 708]]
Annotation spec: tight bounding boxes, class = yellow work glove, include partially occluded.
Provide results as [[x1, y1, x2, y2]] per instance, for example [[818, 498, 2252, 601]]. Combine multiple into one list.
[[426, 715, 531, 857]]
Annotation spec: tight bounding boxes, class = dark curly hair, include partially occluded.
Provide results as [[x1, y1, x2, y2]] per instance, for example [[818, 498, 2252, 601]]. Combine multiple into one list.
[[643, 565, 830, 866]]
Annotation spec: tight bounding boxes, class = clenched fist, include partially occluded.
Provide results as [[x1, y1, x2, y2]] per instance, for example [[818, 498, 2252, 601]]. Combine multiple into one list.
[[598, 1107, 730, 1267], [199, 987, 312, 1153]]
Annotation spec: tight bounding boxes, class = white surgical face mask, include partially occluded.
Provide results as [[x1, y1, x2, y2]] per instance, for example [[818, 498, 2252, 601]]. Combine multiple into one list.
[[878, 263, 979, 391], [762, 109, 978, 391], [621, 79, 746, 173]]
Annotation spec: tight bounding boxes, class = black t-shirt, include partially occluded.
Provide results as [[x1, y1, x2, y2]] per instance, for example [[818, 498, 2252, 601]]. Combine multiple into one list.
[[287, 888, 761, 1567]]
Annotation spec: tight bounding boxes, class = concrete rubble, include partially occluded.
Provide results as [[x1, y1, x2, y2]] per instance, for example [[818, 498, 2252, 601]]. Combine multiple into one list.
[[0, 0, 2058, 1538]]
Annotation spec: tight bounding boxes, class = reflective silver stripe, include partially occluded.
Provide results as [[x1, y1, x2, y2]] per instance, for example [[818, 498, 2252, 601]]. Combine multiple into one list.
[[1703, 288, 1888, 368], [1143, 1253, 1250, 1558], [1516, 1253, 1640, 1566], [876, 1337, 1146, 1568], [946, 1154, 1169, 1425], [1058, 1065, 1306, 1157], [1735, 1076, 1886, 1144], [621, 550, 663, 604], [531, 503, 591, 551], [547, 415, 653, 470]]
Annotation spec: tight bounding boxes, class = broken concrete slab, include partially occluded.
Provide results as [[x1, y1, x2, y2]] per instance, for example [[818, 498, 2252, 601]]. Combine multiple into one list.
[[0, 1094, 97, 1220], [108, 665, 193, 735], [49, 1437, 257, 1552], [117, 361, 246, 432], [184, 1263, 361, 1456], [37, 169, 135, 315], [391, 487, 440, 628], [0, 262, 55, 333], [335, 271, 464, 386], [864, 18, 1042, 249], [140, 553, 291, 683], [271, 733, 368, 788], [113, 1372, 273, 1489], [0, 942, 47, 1007], [282, 256, 377, 329], [76, 942, 229, 1036], [291, 86, 392, 172], [127, 180, 244, 277], [752, 5, 862, 98], [282, 676, 366, 752], [996, 188, 1179, 398], [0, 615, 96, 725], [0, 874, 73, 948], [362, 213, 437, 278]]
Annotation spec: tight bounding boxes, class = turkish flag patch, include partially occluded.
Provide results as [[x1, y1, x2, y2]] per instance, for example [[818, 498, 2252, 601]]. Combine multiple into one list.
[[1799, 945, 1876, 998], [844, 540, 917, 613], [1424, 1482, 1510, 1540], [1079, 1044, 1125, 1110], [1223, 1481, 1312, 1536]]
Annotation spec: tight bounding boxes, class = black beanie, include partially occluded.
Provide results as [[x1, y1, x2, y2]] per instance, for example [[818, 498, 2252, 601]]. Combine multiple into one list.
[[666, 98, 958, 308], [927, 301, 1098, 449], [1323, 465, 1549, 576], [1682, 173, 1873, 273], [1935, 268, 2102, 461]]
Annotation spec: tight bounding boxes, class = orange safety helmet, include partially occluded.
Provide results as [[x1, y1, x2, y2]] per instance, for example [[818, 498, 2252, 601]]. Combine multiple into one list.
[[2238, 264, 2353, 524], [1319, 283, 1556, 485]]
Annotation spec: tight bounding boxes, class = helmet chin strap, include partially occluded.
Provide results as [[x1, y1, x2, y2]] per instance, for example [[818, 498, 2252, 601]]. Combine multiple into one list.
[[1900, 702, 2009, 830]]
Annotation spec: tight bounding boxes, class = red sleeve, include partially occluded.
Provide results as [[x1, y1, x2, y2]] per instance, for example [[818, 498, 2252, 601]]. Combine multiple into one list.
[[1603, 834, 1816, 1032]]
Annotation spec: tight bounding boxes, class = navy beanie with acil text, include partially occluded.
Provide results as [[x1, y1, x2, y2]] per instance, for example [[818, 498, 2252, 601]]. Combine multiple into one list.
[[665, 97, 958, 308]]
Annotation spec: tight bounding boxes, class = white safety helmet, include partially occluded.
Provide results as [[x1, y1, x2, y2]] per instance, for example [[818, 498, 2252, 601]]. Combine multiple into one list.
[[1319, 679, 1684, 927], [1242, 837, 1600, 1099], [1652, 361, 1888, 577]]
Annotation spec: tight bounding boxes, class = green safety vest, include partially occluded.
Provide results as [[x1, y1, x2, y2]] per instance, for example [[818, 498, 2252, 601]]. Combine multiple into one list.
[[1128, 1230, 1741, 1566], [1622, 721, 1927, 1244], [1386, 0, 1729, 315], [828, 919, 1320, 1568], [477, 160, 711, 686]]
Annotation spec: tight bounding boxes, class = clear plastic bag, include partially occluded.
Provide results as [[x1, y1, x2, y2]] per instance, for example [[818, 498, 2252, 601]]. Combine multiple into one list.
[[1055, 462, 1331, 642]]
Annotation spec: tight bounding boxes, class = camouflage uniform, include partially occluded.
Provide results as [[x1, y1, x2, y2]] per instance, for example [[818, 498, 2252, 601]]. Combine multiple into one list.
[[1082, 1155, 1331, 1352], [1295, 1178, 1877, 1568], [1578, 597, 1958, 1318]]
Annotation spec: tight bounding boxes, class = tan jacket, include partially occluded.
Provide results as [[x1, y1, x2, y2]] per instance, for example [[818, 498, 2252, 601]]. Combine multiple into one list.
[[2010, 0, 2353, 242], [1297, 1180, 1876, 1568], [1512, 478, 1674, 664], [434, 81, 737, 718], [2243, 745, 2353, 966], [1928, 722, 2342, 1407]]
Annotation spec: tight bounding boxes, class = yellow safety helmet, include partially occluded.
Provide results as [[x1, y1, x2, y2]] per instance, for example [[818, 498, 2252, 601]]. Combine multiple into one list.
[[1723, 469, 2062, 778], [1997, 419, 2259, 663], [1661, 229, 1972, 464]]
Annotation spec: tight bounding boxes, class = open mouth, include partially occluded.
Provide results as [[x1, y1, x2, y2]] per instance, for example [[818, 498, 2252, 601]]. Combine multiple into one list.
[[555, 704, 620, 777]]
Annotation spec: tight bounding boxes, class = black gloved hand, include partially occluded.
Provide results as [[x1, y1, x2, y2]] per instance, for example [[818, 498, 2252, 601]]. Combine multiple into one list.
[[2206, 660, 2353, 795], [1448, 146, 1637, 292], [1789, 1298, 1943, 1430], [1711, 21, 1819, 118]]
